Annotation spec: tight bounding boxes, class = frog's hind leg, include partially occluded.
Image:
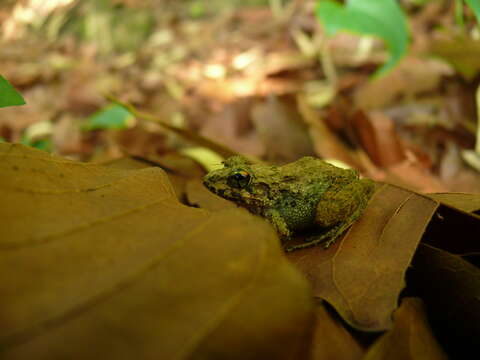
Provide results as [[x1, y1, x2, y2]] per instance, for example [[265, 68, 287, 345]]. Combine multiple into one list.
[[284, 223, 344, 252], [284, 180, 375, 252]]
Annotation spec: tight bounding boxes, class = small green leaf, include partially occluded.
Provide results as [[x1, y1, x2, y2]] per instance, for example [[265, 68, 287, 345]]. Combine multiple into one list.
[[465, 0, 480, 23], [20, 135, 52, 152], [315, 0, 409, 77], [0, 75, 26, 108], [83, 104, 134, 131], [30, 139, 53, 152]]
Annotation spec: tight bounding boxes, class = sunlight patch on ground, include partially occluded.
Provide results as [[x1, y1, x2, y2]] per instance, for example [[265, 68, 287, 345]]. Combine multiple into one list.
[[2, 0, 74, 40]]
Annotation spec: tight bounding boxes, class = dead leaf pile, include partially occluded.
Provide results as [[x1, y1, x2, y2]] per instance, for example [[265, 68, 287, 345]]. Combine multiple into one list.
[[2, 143, 480, 359]]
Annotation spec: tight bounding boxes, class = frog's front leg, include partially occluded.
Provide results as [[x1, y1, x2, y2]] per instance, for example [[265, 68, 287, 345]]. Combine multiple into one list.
[[285, 208, 362, 252], [264, 208, 292, 239]]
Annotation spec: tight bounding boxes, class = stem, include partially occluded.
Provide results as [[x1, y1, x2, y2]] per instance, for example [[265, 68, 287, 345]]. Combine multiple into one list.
[[105, 94, 239, 159], [475, 84, 480, 153], [319, 36, 338, 88]]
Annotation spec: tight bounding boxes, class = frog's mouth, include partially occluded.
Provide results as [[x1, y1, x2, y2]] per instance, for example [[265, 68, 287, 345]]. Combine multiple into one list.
[[202, 178, 213, 191], [202, 176, 221, 193], [202, 180, 236, 199]]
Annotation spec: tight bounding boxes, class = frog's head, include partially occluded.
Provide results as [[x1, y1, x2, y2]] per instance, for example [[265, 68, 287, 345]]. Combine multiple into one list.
[[203, 156, 267, 210]]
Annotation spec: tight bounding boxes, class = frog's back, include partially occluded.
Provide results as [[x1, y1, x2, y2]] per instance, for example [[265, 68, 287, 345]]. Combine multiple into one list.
[[281, 157, 354, 182]]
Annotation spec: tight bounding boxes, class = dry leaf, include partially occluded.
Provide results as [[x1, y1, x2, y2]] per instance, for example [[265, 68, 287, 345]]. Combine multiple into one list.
[[421, 202, 480, 256], [352, 111, 406, 167], [384, 160, 448, 193], [431, 36, 480, 80], [0, 143, 314, 359], [353, 57, 452, 109], [407, 244, 480, 358], [426, 192, 480, 213], [102, 156, 153, 170], [297, 94, 361, 168], [251, 96, 315, 164], [262, 52, 314, 76], [199, 98, 265, 158], [310, 301, 364, 360], [364, 298, 448, 360]]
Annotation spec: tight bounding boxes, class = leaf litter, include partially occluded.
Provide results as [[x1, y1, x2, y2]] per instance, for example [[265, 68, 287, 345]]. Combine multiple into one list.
[[1, 1, 480, 358]]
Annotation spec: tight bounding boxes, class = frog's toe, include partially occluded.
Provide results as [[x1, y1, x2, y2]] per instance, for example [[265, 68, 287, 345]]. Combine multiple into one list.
[[322, 237, 338, 248], [304, 233, 327, 243]]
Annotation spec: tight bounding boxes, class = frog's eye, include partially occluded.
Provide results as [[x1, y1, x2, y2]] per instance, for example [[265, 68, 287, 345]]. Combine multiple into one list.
[[227, 170, 251, 189]]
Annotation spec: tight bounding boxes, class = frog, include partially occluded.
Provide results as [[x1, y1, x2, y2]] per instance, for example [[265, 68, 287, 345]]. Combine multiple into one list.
[[202, 156, 375, 251]]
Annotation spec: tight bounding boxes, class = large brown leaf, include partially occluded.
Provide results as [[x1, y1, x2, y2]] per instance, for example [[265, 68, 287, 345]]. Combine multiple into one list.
[[288, 184, 439, 331], [0, 143, 314, 359]]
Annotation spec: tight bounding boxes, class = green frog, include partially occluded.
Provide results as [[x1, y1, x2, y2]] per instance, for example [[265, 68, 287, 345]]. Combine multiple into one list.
[[203, 156, 375, 251]]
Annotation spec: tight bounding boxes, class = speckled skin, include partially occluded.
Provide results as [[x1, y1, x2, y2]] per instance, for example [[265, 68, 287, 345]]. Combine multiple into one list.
[[203, 156, 375, 251]]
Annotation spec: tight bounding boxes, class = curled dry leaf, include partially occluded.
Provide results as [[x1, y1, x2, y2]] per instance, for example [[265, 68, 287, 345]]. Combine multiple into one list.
[[310, 301, 364, 360], [251, 96, 315, 164], [426, 192, 480, 214], [351, 111, 406, 168], [288, 184, 439, 331], [407, 245, 480, 358], [364, 298, 448, 360], [421, 201, 480, 256], [0, 143, 314, 360], [296, 94, 361, 169]]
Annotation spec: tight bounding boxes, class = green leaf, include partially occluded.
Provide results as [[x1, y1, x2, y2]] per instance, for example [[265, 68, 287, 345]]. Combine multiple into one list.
[[315, 0, 409, 77], [30, 139, 53, 152], [465, 0, 480, 23], [83, 104, 134, 131], [19, 136, 52, 152], [0, 75, 26, 108]]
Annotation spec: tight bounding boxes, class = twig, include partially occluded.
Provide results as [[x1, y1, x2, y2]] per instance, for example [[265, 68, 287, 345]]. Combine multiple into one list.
[[105, 95, 239, 159]]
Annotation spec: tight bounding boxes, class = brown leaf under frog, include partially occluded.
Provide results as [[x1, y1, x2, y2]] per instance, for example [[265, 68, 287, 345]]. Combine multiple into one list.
[[203, 156, 375, 251]]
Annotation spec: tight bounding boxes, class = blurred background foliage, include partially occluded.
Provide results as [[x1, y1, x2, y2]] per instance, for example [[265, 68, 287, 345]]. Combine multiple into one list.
[[1, 0, 480, 193]]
